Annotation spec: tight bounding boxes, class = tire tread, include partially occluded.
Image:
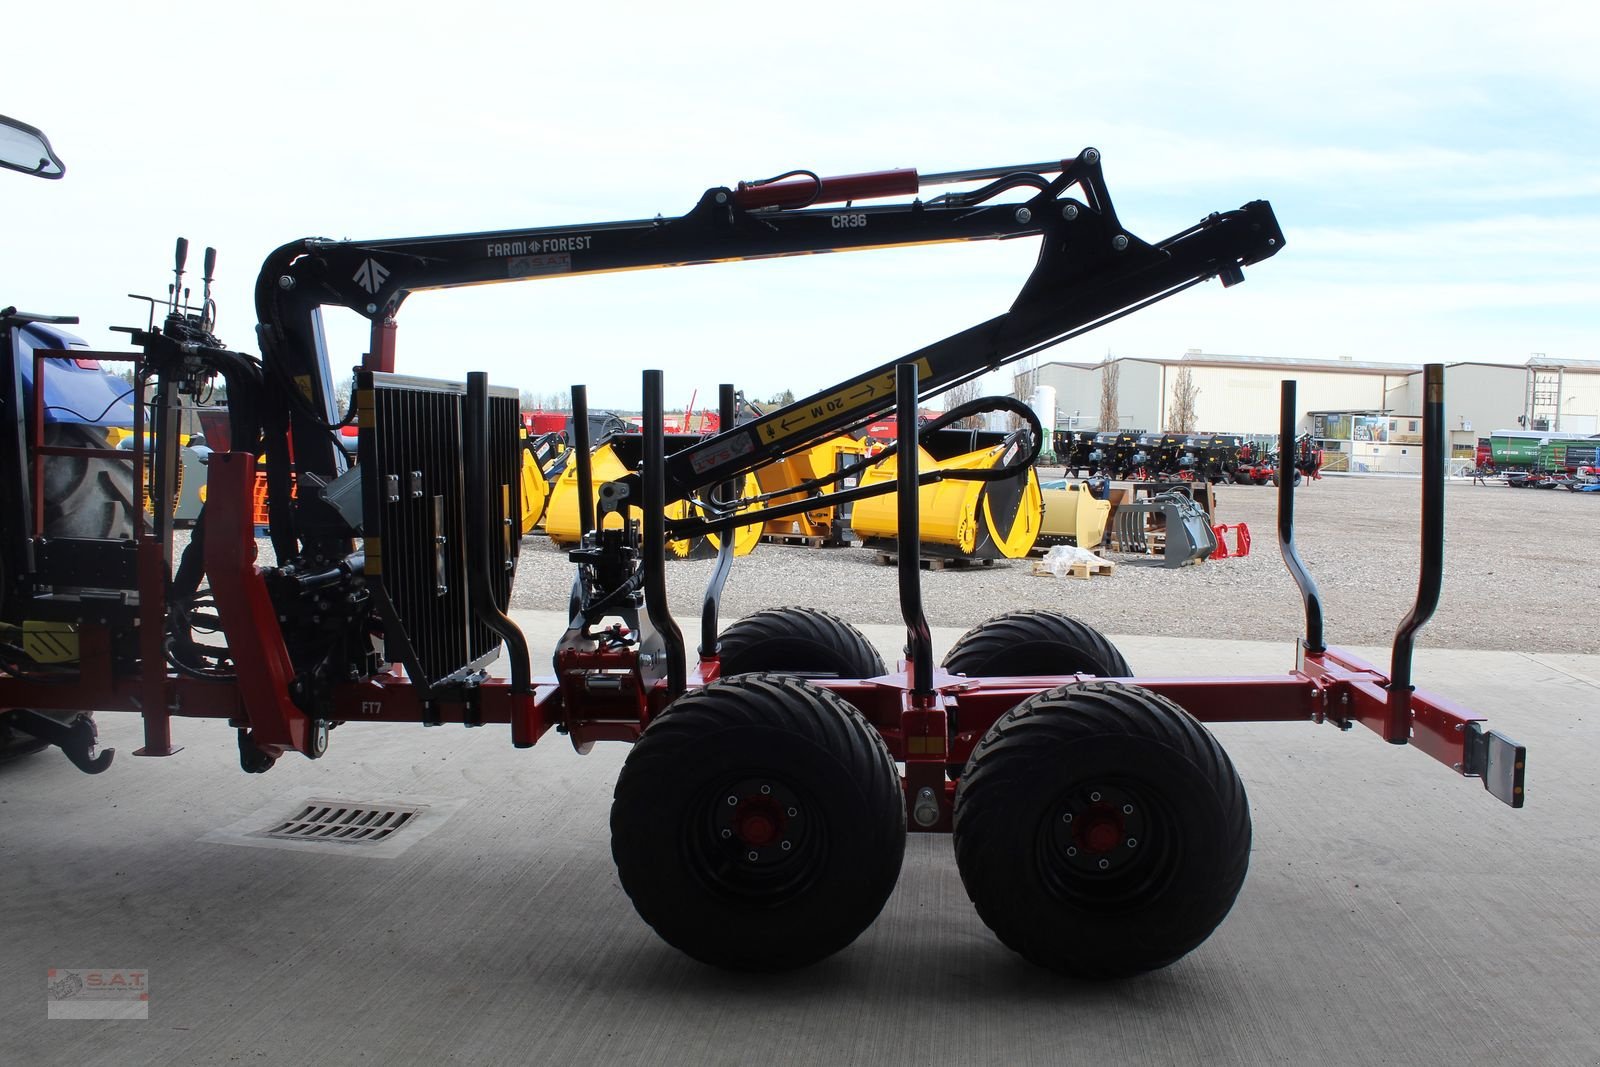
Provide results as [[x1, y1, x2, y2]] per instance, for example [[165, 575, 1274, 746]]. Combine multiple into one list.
[[953, 680, 1250, 978], [943, 610, 1130, 678], [717, 607, 886, 679], [612, 673, 905, 971]]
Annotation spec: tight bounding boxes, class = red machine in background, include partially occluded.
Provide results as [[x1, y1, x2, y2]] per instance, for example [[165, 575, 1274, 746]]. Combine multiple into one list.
[[1234, 433, 1322, 486]]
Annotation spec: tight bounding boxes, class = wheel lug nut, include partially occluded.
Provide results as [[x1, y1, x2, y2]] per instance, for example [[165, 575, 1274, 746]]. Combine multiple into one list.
[[1062, 813, 1073, 823], [760, 784, 771, 795], [1098, 858, 1110, 870], [721, 829, 732, 839], [781, 841, 792, 851], [1066, 846, 1078, 857], [747, 851, 759, 861], [786, 807, 798, 817], [1122, 804, 1134, 814], [1127, 837, 1138, 848], [1090, 791, 1102, 802], [726, 796, 738, 806]]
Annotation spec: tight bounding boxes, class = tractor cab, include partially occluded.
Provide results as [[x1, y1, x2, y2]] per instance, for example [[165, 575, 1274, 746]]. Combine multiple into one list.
[[0, 113, 65, 179]]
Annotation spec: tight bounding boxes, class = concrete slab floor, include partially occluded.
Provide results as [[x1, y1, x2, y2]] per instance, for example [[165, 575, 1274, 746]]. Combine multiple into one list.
[[2, 615, 1595, 1066]]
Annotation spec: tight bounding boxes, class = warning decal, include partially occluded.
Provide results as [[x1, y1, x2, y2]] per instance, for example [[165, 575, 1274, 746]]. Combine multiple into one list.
[[757, 359, 933, 446], [688, 426, 756, 476]]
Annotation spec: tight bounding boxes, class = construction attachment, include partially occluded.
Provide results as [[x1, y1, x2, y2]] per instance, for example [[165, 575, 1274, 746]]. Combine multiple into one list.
[[544, 439, 764, 558], [851, 426, 1043, 561], [1109, 491, 1217, 567], [753, 434, 865, 546], [1211, 522, 1252, 559], [1036, 480, 1112, 550]]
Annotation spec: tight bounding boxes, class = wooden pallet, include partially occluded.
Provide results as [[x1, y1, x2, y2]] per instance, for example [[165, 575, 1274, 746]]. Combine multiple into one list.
[[1109, 530, 1164, 556], [1027, 540, 1108, 559], [874, 553, 997, 571], [760, 533, 835, 548], [1031, 557, 1116, 579]]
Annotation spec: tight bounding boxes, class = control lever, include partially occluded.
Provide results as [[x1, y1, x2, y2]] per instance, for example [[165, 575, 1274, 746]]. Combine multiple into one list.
[[202, 246, 217, 329], [171, 236, 189, 314]]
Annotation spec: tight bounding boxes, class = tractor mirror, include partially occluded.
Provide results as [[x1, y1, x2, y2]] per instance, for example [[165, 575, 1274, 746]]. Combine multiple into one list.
[[0, 114, 65, 179]]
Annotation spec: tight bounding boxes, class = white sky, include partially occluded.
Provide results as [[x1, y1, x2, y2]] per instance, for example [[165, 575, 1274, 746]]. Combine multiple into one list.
[[6, 0, 1597, 410]]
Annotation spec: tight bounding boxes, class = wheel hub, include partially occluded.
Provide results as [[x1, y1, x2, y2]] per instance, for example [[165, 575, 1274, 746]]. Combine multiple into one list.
[[1053, 785, 1144, 874], [713, 779, 802, 864]]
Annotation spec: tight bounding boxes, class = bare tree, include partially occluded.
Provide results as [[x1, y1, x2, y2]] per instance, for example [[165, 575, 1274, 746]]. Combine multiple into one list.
[[1009, 356, 1040, 431], [1168, 365, 1200, 432], [333, 375, 354, 417], [521, 390, 572, 411], [941, 378, 983, 428], [1011, 358, 1038, 404], [1098, 360, 1120, 431]]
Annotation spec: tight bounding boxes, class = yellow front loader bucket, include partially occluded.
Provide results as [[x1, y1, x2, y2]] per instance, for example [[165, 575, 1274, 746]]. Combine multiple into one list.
[[851, 431, 1042, 560], [520, 444, 553, 534], [753, 434, 865, 544], [544, 443, 764, 558], [545, 443, 646, 547], [1038, 480, 1112, 551]]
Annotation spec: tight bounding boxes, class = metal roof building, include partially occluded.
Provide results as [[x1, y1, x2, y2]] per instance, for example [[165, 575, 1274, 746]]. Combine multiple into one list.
[[1021, 351, 1600, 438]]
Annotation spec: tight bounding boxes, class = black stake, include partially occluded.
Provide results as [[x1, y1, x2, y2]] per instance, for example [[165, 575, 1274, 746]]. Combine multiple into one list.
[[1276, 379, 1325, 654], [1388, 364, 1447, 742], [571, 385, 594, 538], [700, 384, 737, 657], [896, 363, 933, 697], [642, 370, 686, 697]]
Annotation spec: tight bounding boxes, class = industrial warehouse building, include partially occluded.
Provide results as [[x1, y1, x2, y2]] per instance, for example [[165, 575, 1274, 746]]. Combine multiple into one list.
[[1022, 351, 1600, 472]]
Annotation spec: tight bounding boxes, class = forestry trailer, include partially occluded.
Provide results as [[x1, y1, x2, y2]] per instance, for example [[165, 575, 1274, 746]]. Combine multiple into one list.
[[1, 126, 1525, 978]]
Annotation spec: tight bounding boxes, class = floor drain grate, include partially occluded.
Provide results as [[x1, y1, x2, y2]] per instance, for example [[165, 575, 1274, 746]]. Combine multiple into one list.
[[203, 794, 460, 858], [253, 800, 425, 845]]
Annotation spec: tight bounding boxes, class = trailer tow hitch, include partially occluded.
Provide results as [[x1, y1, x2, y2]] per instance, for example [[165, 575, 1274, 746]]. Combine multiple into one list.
[[9, 710, 114, 774]]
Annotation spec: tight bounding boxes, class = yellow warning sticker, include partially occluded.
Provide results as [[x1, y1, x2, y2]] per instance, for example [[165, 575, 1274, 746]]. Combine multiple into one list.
[[756, 358, 932, 446]]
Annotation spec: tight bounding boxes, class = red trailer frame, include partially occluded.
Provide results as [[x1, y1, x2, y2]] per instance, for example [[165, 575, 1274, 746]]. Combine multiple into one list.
[[4, 368, 1525, 813]]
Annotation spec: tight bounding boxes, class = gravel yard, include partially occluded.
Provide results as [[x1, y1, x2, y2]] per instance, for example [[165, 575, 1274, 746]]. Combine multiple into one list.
[[509, 475, 1600, 654]]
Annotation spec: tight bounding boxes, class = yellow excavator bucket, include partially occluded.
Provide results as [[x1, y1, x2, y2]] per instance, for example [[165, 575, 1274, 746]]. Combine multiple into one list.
[[520, 445, 552, 534], [1038, 480, 1112, 551], [544, 443, 636, 547], [753, 435, 866, 543], [545, 443, 764, 557], [851, 434, 1042, 560]]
